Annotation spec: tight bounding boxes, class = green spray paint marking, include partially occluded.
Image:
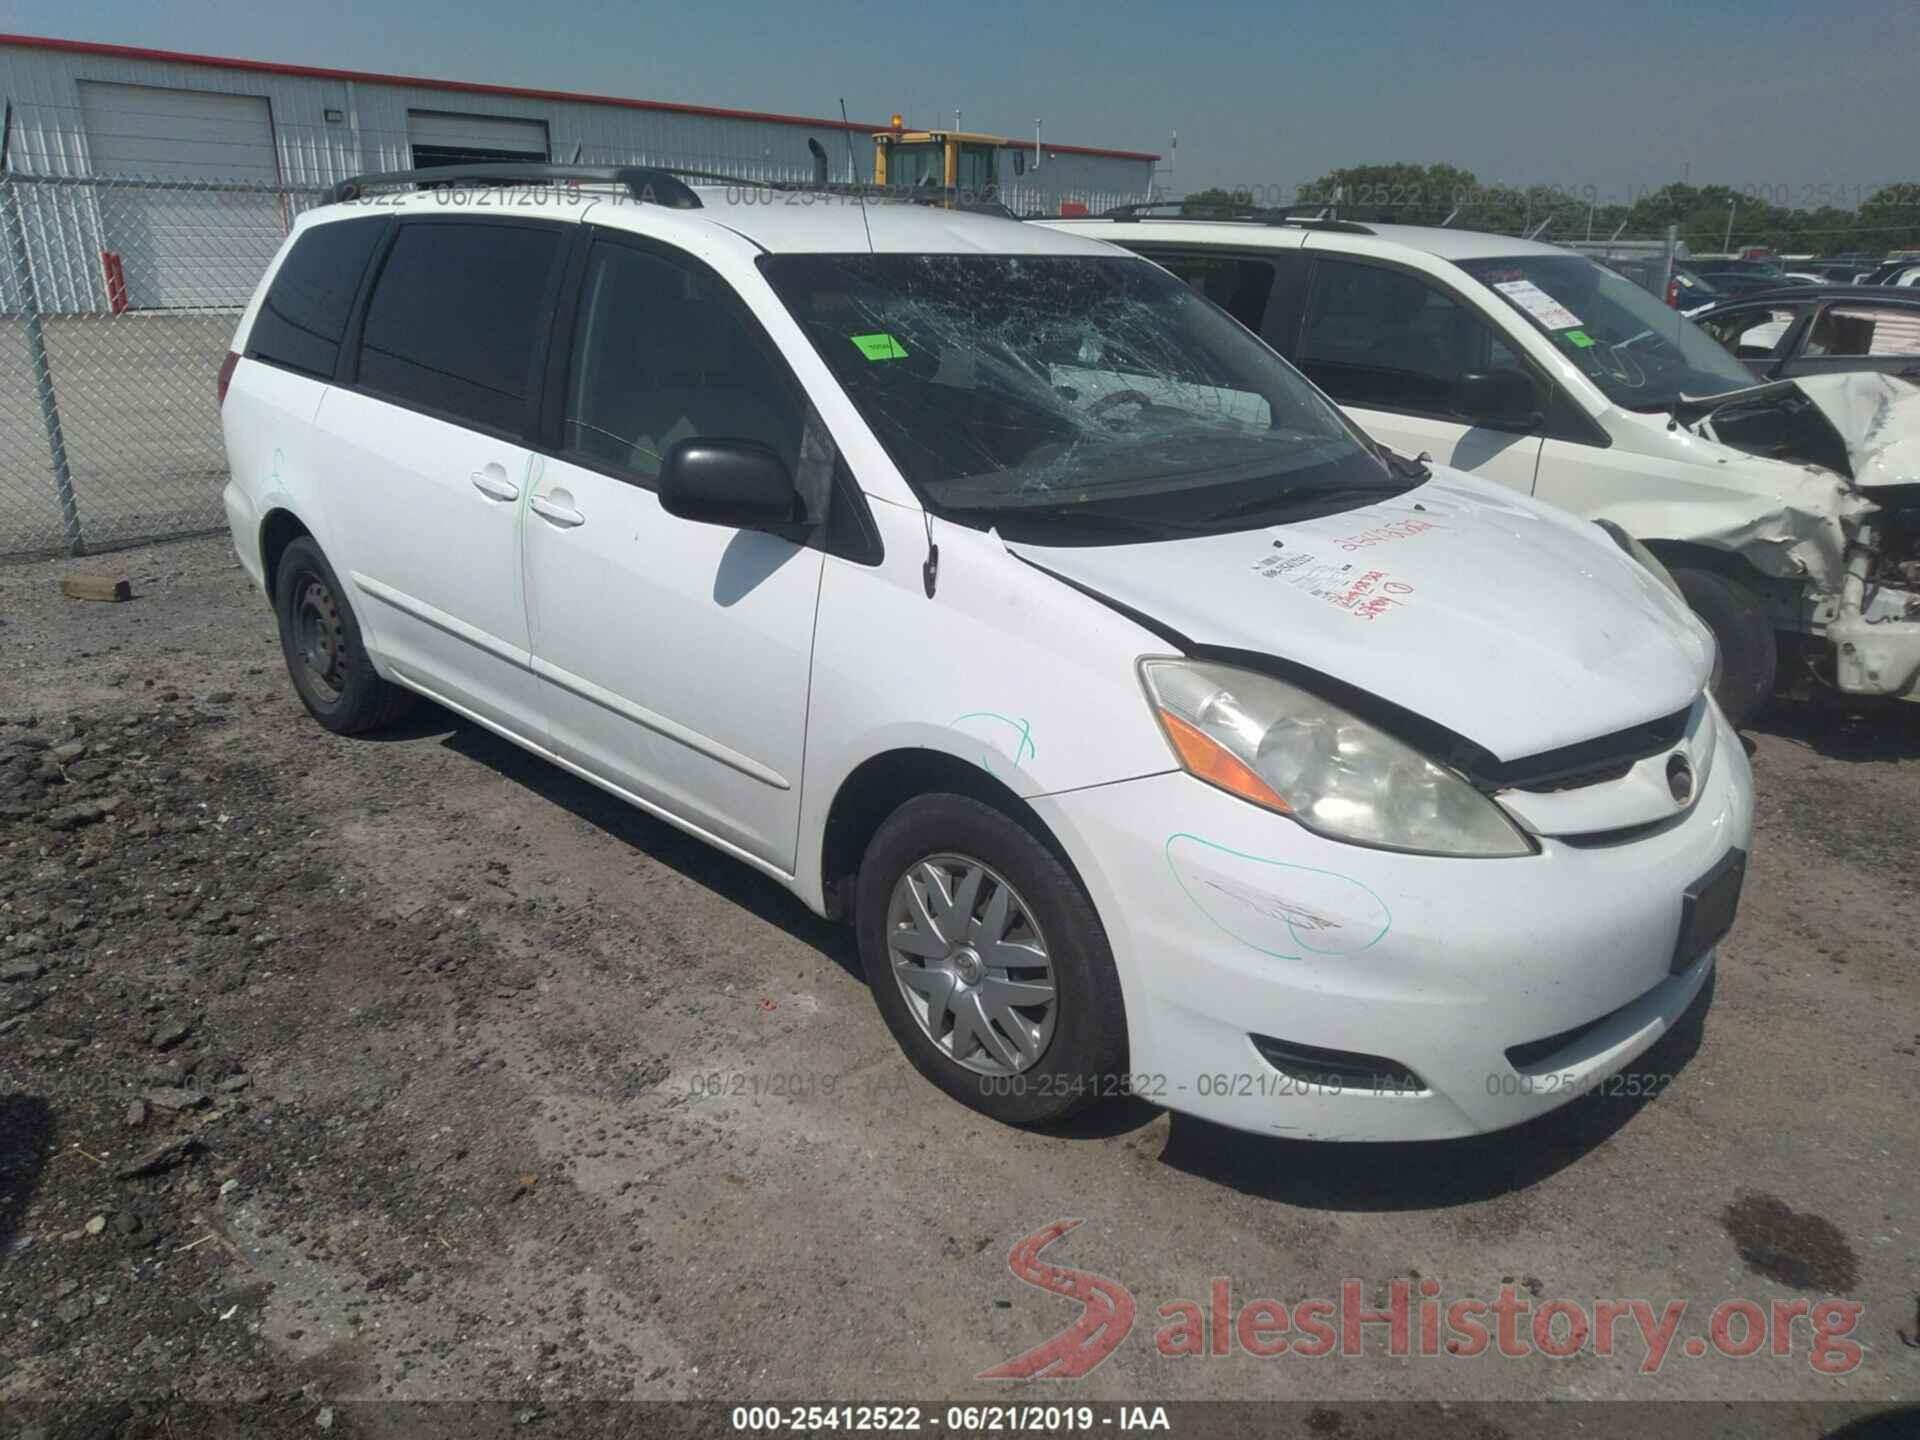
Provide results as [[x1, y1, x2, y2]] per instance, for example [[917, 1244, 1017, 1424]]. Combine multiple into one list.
[[1164, 831, 1391, 960], [265, 448, 284, 486], [951, 712, 1036, 777], [850, 332, 909, 361]]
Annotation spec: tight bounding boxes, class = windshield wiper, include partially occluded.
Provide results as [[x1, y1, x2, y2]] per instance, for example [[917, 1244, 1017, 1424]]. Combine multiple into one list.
[[1204, 475, 1416, 523], [984, 503, 1214, 536], [1377, 443, 1431, 481]]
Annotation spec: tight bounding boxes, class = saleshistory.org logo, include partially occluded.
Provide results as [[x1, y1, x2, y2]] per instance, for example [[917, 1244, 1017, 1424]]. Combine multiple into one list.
[[979, 1221, 1865, 1379]]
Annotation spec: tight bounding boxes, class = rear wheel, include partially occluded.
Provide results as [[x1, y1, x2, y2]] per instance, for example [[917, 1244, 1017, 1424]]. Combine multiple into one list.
[[273, 536, 415, 734], [855, 794, 1127, 1125], [1672, 567, 1776, 729]]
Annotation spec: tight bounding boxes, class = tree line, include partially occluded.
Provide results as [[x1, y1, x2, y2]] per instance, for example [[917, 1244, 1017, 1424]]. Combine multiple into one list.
[[1180, 163, 1920, 257]]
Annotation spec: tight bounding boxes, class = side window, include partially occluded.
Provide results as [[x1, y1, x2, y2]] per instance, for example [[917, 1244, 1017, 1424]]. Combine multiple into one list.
[[1296, 258, 1521, 412], [1807, 305, 1920, 358], [562, 241, 804, 485], [1151, 253, 1277, 333], [247, 218, 386, 378], [1698, 305, 1801, 360], [357, 221, 566, 432]]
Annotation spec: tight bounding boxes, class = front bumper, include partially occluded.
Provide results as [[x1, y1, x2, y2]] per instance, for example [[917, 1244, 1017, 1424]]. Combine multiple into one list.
[[1829, 583, 1920, 699], [1030, 703, 1754, 1141]]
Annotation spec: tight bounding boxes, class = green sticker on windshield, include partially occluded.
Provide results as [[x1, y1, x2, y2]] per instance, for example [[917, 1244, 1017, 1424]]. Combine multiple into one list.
[[850, 332, 908, 361], [1565, 328, 1596, 348]]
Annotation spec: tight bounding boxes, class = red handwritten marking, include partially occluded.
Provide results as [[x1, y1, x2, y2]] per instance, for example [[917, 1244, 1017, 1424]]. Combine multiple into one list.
[[978, 1219, 1138, 1379]]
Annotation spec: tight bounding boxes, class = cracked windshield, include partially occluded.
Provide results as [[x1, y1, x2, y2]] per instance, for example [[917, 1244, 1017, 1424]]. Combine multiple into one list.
[[762, 252, 1402, 536]]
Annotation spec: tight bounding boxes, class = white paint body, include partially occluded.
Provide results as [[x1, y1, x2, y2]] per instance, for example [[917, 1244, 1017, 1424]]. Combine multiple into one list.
[[1047, 218, 1920, 702], [222, 189, 1753, 1141]]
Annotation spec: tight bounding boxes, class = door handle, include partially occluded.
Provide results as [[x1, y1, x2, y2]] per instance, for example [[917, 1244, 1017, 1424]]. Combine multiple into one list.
[[470, 465, 519, 502], [530, 492, 585, 528]]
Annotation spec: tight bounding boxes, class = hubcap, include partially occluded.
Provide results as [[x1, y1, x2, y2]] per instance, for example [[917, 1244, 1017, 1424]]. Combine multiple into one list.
[[293, 572, 347, 702], [886, 854, 1057, 1077]]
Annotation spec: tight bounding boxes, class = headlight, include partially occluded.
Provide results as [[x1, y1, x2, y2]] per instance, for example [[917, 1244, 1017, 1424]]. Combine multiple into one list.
[[1139, 659, 1535, 857]]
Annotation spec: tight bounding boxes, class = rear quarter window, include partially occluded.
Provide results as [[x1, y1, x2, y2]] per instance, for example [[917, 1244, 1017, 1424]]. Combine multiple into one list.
[[247, 217, 388, 379]]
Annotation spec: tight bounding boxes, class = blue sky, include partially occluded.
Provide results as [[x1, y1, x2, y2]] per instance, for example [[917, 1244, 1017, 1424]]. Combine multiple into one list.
[[8, 0, 1919, 201]]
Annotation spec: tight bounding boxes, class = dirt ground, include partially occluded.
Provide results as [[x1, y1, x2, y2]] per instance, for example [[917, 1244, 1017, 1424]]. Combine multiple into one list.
[[1, 534, 1917, 1437]]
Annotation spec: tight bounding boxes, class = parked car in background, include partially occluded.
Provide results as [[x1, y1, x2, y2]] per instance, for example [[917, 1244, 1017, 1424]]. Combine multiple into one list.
[[1858, 259, 1920, 288], [1048, 208, 1920, 725], [1789, 259, 1877, 283], [1692, 285, 1920, 381], [1690, 265, 1812, 300], [219, 165, 1752, 1143], [1667, 264, 1730, 313], [1691, 257, 1788, 284]]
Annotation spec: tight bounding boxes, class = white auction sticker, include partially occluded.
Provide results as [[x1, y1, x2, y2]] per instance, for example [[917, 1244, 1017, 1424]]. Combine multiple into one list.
[[1495, 279, 1583, 331]]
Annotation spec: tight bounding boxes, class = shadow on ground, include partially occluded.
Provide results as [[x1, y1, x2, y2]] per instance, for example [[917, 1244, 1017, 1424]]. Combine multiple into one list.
[[437, 716, 861, 977], [1750, 694, 1920, 761], [0, 1092, 55, 1260]]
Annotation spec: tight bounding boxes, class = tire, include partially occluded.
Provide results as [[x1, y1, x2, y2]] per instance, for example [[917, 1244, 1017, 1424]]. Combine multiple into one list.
[[273, 536, 416, 735], [855, 793, 1127, 1126], [1671, 567, 1777, 729]]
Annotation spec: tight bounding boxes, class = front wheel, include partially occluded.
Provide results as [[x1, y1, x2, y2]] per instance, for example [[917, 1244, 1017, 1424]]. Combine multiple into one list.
[[1671, 567, 1776, 729], [855, 794, 1128, 1125]]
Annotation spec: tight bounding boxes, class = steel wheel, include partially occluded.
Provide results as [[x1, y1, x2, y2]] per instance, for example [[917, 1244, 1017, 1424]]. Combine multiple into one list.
[[886, 853, 1058, 1076], [292, 569, 348, 704]]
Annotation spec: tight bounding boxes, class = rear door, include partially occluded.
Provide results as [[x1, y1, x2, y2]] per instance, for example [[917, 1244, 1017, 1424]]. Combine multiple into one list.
[[314, 217, 569, 739], [521, 229, 825, 873], [1290, 254, 1544, 492]]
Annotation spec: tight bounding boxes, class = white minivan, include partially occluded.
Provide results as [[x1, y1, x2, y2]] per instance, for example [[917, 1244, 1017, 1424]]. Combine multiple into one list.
[[220, 166, 1751, 1143], [1048, 211, 1920, 727]]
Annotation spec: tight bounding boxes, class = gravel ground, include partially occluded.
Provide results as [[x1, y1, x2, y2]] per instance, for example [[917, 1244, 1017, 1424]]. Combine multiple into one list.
[[0, 534, 1917, 1436]]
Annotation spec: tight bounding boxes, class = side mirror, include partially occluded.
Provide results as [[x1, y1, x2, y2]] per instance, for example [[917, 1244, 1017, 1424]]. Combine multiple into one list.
[[1450, 370, 1542, 430], [658, 439, 809, 530]]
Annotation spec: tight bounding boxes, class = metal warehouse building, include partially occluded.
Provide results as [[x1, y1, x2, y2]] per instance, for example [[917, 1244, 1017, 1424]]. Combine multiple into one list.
[[0, 32, 1158, 311]]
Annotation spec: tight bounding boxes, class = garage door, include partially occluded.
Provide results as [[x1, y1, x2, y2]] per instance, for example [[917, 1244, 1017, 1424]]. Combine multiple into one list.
[[79, 82, 286, 310], [407, 111, 549, 168]]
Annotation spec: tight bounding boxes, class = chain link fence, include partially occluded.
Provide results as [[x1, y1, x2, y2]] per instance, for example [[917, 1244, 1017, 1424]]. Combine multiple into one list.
[[1, 172, 328, 558]]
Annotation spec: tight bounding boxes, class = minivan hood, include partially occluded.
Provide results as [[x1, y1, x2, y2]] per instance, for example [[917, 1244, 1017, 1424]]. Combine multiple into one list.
[[1684, 372, 1920, 498], [1794, 371, 1920, 496], [1008, 470, 1711, 761]]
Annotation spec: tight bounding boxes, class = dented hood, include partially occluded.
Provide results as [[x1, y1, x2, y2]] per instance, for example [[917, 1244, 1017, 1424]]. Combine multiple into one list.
[[1010, 470, 1712, 761], [1793, 371, 1920, 495]]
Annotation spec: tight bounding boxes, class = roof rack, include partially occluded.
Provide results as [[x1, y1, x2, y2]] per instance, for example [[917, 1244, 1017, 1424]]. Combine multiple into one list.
[[328, 163, 702, 208], [665, 168, 1018, 218], [1095, 200, 1375, 234]]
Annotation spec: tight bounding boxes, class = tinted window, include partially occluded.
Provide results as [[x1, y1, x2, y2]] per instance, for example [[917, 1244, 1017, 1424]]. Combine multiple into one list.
[[1808, 305, 1920, 357], [358, 222, 566, 431], [248, 218, 386, 378], [563, 240, 803, 484], [1297, 259, 1522, 412], [1152, 253, 1276, 333]]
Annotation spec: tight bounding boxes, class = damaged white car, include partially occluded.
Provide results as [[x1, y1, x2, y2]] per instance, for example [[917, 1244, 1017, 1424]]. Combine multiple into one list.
[[1049, 215, 1920, 725]]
